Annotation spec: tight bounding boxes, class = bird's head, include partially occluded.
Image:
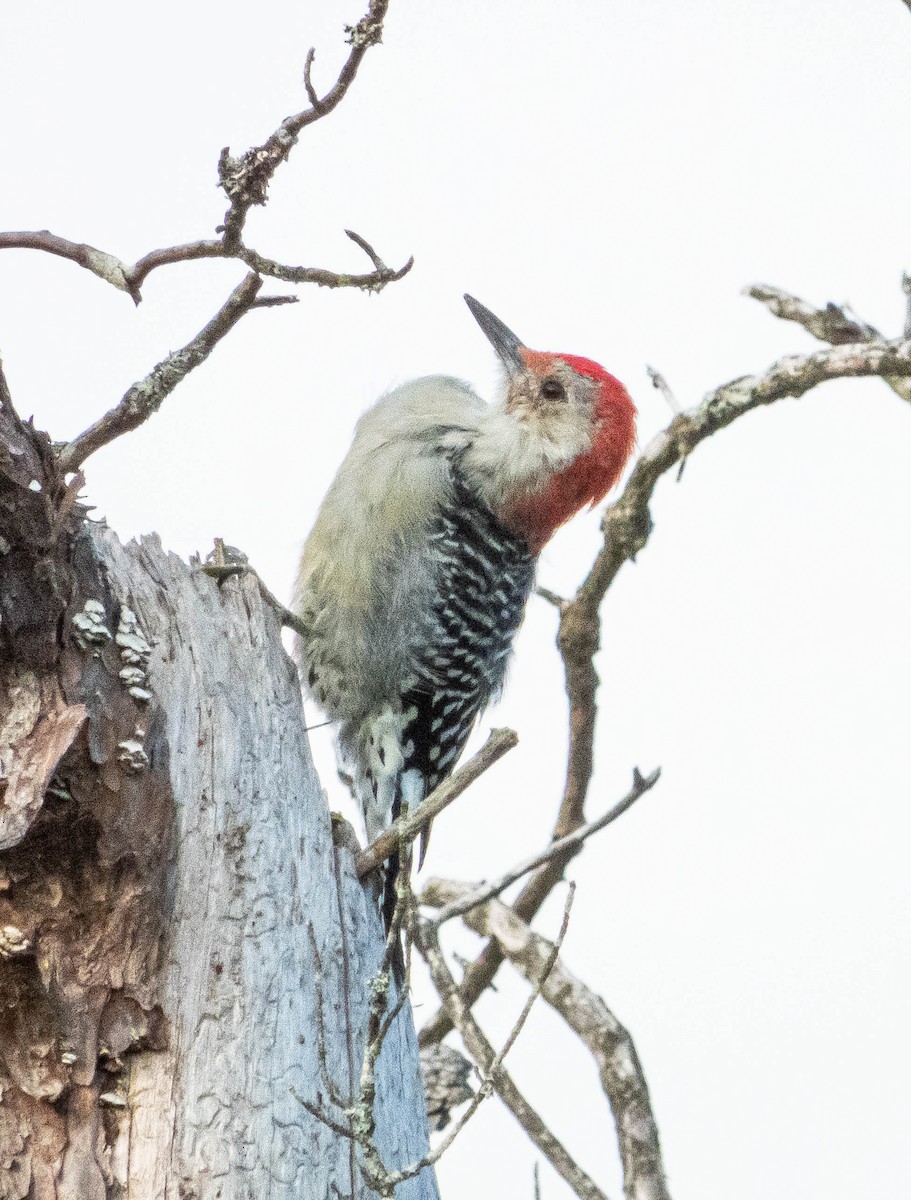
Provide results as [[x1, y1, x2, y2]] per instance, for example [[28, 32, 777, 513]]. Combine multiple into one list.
[[464, 294, 637, 553]]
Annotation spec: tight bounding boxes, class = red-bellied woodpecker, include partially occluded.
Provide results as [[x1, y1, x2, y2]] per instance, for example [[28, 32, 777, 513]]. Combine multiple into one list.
[[294, 295, 636, 936]]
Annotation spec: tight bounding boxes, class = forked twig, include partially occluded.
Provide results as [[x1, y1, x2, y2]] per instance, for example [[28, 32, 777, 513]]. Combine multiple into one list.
[[0, 3, 408, 305]]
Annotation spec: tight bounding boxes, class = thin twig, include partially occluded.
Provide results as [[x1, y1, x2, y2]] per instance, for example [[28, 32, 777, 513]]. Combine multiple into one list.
[[251, 293, 298, 309], [57, 273, 265, 472], [536, 585, 568, 611], [0, 221, 412, 304], [411, 886, 575, 1176], [422, 767, 660, 925], [307, 923, 351, 1110], [303, 48, 322, 110], [344, 229, 386, 271], [356, 728, 518, 877], [646, 365, 681, 414], [331, 842, 358, 1194]]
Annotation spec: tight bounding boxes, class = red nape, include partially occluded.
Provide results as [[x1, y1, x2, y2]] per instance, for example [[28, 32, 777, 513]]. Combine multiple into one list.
[[498, 358, 637, 553]]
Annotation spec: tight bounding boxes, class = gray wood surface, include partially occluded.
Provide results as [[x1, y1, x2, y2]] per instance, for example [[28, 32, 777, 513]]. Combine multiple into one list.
[[0, 509, 438, 1199]]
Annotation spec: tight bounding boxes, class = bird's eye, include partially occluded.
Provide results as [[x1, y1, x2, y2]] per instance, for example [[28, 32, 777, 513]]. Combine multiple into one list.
[[540, 377, 566, 401]]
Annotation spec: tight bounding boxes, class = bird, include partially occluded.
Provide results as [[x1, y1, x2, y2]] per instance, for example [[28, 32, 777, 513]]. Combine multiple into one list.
[[293, 294, 636, 953]]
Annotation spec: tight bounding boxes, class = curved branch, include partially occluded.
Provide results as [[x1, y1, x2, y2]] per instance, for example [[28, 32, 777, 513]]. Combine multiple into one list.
[[420, 331, 911, 1047], [127, 240, 227, 294]]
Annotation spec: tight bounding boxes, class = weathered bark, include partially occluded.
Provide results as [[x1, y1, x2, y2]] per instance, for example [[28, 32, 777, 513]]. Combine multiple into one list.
[[0, 401, 437, 1198]]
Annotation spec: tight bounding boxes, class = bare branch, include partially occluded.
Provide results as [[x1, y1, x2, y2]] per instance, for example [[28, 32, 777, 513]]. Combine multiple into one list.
[[57, 273, 266, 473], [251, 294, 299, 309], [252, 572, 310, 638], [356, 728, 518, 878], [353, 935, 409, 1193], [421, 327, 911, 1047], [343, 229, 387, 272], [746, 280, 911, 408], [413, 907, 608, 1200], [218, 0, 389, 248], [422, 767, 660, 925], [199, 549, 314, 641], [0, 230, 133, 293], [303, 871, 574, 1195], [461, 897, 671, 1200], [745, 282, 880, 343]]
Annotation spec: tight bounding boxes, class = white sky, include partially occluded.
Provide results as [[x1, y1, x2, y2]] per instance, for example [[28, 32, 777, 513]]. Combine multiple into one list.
[[2, 2, 911, 1198]]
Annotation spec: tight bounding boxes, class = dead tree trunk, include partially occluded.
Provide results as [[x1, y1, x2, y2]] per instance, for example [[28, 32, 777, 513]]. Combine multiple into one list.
[[0, 395, 437, 1197]]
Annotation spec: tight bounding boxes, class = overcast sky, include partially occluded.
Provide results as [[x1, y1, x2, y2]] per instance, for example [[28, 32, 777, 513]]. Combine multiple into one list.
[[2, 2, 911, 1197]]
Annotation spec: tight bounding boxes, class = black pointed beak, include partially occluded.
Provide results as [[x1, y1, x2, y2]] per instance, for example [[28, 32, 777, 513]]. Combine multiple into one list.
[[464, 294, 525, 375]]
